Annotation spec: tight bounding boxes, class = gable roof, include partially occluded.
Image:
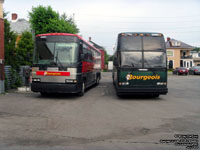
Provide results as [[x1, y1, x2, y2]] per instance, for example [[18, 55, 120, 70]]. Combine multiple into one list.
[[10, 19, 31, 34], [166, 38, 193, 49]]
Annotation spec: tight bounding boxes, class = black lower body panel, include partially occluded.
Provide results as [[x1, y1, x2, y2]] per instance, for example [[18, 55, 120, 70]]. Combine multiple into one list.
[[115, 85, 168, 95], [31, 82, 82, 93]]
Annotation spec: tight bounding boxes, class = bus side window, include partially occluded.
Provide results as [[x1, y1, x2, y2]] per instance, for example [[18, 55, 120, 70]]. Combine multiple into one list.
[[83, 44, 89, 61], [88, 50, 93, 62]]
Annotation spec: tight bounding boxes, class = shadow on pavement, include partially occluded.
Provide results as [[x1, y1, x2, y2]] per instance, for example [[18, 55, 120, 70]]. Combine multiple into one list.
[[116, 94, 165, 101]]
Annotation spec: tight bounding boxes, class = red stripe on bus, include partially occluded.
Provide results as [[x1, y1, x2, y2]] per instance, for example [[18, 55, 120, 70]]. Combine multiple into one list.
[[36, 71, 70, 76], [82, 61, 94, 73]]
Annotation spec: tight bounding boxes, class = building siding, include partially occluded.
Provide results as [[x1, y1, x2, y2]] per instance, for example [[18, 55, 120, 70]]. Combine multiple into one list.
[[167, 48, 181, 68]]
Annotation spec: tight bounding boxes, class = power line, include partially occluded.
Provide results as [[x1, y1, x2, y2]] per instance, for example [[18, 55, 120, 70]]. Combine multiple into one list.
[[80, 30, 200, 34], [76, 19, 200, 24], [77, 13, 200, 19], [78, 25, 200, 30]]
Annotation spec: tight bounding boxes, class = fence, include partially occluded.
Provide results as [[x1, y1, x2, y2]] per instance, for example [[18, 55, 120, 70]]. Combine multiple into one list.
[[4, 65, 30, 89]]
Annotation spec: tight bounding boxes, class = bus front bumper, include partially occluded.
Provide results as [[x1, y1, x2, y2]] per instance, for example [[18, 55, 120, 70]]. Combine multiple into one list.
[[31, 82, 82, 93], [115, 86, 168, 95]]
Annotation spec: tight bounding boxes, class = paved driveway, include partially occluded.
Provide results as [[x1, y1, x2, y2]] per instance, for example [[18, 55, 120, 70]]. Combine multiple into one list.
[[0, 73, 199, 150]]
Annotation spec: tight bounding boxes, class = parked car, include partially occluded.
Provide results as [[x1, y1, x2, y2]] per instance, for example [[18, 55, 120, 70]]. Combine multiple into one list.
[[189, 66, 200, 75], [173, 67, 188, 75]]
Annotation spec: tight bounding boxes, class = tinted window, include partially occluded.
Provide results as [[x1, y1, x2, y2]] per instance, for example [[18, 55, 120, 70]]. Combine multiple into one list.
[[121, 52, 142, 68], [143, 36, 165, 50], [144, 52, 166, 68], [119, 36, 142, 50], [119, 36, 165, 51]]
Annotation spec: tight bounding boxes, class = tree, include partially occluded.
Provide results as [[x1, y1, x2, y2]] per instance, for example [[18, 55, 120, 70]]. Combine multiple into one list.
[[104, 50, 109, 65], [192, 47, 200, 52], [4, 12, 18, 68], [16, 31, 34, 66], [29, 5, 79, 35], [60, 13, 79, 33]]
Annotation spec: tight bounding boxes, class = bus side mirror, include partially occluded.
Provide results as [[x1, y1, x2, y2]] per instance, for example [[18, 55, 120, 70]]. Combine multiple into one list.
[[81, 54, 84, 60], [113, 57, 117, 66]]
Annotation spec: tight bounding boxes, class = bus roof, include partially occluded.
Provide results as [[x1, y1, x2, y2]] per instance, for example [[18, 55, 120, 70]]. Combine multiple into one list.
[[118, 32, 163, 37], [36, 33, 101, 53], [119, 32, 163, 34]]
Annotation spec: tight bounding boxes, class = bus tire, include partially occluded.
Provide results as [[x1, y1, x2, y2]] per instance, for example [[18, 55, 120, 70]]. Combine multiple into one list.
[[40, 92, 48, 96], [79, 82, 85, 96], [153, 94, 159, 98], [117, 92, 122, 97], [96, 76, 100, 85]]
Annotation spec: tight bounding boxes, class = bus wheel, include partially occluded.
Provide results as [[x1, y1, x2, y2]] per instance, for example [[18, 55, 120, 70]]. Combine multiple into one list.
[[79, 82, 85, 96], [153, 94, 159, 98], [40, 92, 48, 96], [117, 92, 122, 97]]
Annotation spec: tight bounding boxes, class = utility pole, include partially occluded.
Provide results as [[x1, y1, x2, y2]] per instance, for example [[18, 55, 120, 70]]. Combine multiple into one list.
[[0, 0, 5, 93]]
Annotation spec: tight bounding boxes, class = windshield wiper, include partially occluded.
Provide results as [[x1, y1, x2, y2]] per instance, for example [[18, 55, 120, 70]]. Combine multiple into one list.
[[121, 61, 136, 68], [50, 61, 57, 66], [121, 65, 132, 68], [154, 65, 164, 68], [55, 51, 65, 70]]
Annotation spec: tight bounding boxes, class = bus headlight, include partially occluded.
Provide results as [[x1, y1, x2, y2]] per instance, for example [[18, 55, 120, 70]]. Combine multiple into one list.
[[32, 78, 41, 82], [65, 79, 77, 83], [157, 82, 167, 85]]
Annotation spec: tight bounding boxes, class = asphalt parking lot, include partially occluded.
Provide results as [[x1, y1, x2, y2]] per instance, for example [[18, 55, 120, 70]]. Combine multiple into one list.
[[0, 72, 200, 150]]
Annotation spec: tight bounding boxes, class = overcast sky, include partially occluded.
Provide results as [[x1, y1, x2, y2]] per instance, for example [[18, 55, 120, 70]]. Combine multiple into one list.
[[3, 0, 200, 54]]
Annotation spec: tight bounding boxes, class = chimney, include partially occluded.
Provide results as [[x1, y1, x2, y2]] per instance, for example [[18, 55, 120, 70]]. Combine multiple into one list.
[[89, 37, 91, 41], [12, 13, 18, 21], [167, 37, 171, 42]]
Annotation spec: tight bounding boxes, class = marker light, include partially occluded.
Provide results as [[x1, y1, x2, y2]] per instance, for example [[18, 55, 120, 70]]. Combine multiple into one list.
[[65, 79, 77, 83], [119, 82, 129, 85], [152, 33, 162, 37]]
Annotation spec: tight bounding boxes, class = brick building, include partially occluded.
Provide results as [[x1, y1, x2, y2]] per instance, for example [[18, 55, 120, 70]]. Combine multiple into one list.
[[0, 0, 4, 93]]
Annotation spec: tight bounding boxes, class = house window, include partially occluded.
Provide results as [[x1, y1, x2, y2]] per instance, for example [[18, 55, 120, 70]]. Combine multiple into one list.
[[187, 62, 189, 68], [180, 60, 183, 67], [184, 61, 186, 67], [171, 41, 181, 46], [167, 50, 174, 57], [190, 61, 193, 68]]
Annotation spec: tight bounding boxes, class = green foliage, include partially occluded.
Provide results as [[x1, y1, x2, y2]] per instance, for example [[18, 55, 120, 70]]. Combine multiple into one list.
[[192, 47, 200, 52], [109, 55, 114, 61], [16, 31, 34, 66], [4, 13, 18, 69], [104, 50, 109, 65], [29, 5, 79, 35], [60, 13, 79, 33], [10, 68, 22, 89]]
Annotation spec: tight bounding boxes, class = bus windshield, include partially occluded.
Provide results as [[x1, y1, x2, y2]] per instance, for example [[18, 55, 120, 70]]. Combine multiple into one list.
[[34, 42, 78, 65], [119, 34, 166, 68], [119, 36, 165, 51], [121, 51, 166, 68]]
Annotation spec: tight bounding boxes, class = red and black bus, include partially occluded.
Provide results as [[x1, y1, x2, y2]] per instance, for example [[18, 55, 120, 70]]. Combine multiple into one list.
[[31, 33, 102, 96]]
